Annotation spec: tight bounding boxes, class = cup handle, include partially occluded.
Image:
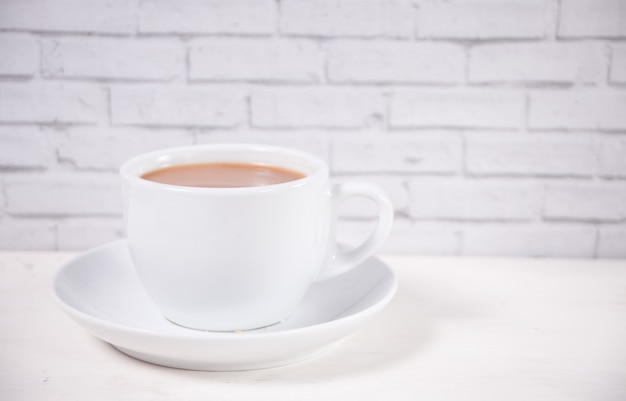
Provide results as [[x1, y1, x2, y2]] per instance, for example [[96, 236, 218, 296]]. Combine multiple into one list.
[[317, 181, 394, 282]]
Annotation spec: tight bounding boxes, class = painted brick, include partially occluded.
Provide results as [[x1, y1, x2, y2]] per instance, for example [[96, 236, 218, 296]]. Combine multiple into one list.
[[417, 0, 548, 39], [0, 217, 56, 251], [408, 179, 541, 221], [0, 0, 136, 34], [57, 218, 124, 250], [332, 133, 462, 174], [462, 224, 596, 258], [597, 228, 626, 258], [110, 86, 245, 128], [56, 127, 193, 170], [250, 89, 385, 128], [544, 183, 626, 222], [195, 130, 331, 162], [0, 179, 4, 214], [390, 90, 525, 129], [5, 173, 122, 216], [469, 42, 606, 84], [331, 175, 408, 218], [327, 41, 465, 84], [599, 137, 626, 178], [0, 83, 102, 124], [189, 39, 324, 83], [466, 134, 598, 177], [0, 33, 38, 77], [0, 0, 621, 259], [610, 43, 626, 84], [280, 0, 414, 39], [138, 0, 273, 35], [0, 126, 56, 168], [559, 0, 626, 38], [42, 38, 184, 81], [529, 90, 626, 131]]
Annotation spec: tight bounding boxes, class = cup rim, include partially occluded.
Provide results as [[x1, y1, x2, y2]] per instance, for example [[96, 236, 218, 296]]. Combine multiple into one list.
[[119, 143, 328, 194]]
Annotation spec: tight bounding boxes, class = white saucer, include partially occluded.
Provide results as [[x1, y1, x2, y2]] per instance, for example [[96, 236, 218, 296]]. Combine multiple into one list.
[[52, 240, 397, 371]]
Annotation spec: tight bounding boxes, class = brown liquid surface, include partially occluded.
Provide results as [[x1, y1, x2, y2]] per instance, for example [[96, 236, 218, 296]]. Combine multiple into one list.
[[141, 162, 306, 188]]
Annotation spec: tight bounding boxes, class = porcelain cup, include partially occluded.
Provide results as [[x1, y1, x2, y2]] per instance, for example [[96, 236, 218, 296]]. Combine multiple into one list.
[[120, 144, 393, 332]]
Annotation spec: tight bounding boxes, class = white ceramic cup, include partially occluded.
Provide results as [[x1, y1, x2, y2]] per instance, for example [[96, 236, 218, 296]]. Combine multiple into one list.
[[120, 144, 393, 332]]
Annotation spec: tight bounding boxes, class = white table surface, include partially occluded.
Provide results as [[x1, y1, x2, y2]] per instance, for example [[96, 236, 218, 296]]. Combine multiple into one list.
[[1, 251, 625, 401]]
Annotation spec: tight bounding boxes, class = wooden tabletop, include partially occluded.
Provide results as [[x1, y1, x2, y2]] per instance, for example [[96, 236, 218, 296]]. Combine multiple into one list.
[[1, 251, 625, 400]]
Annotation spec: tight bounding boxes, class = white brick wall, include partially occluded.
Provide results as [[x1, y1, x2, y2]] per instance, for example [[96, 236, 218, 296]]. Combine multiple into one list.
[[332, 133, 462, 174], [597, 228, 626, 258], [0, 218, 57, 250], [544, 183, 626, 222], [138, 0, 274, 35], [0, 83, 104, 124], [190, 39, 324, 83], [611, 44, 626, 84], [251, 89, 385, 128], [4, 173, 122, 216], [558, 0, 626, 38], [408, 180, 542, 221], [0, 127, 57, 168], [110, 86, 246, 127], [391, 90, 526, 129], [0, 34, 38, 77], [599, 137, 626, 178], [417, 0, 550, 40], [469, 42, 607, 84], [327, 41, 465, 84], [279, 0, 414, 39], [0, 0, 624, 258], [529, 90, 626, 131], [56, 127, 194, 169], [42, 38, 185, 81], [0, 0, 137, 34], [466, 134, 598, 177]]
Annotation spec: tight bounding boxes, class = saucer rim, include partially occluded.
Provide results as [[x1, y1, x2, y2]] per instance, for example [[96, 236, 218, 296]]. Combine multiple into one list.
[[51, 239, 398, 341]]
